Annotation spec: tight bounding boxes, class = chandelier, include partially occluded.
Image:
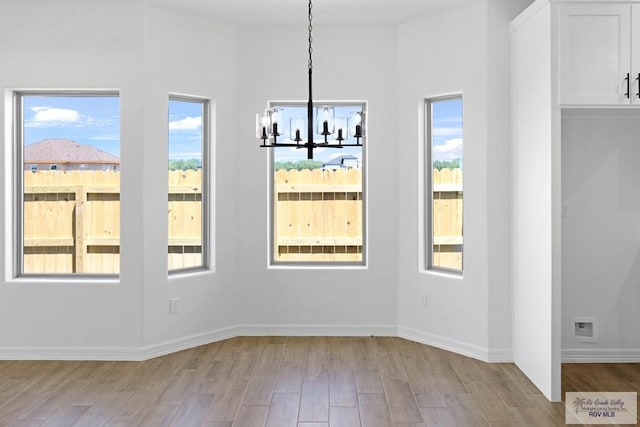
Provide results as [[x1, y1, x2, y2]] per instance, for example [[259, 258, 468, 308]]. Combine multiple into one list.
[[256, 0, 366, 160]]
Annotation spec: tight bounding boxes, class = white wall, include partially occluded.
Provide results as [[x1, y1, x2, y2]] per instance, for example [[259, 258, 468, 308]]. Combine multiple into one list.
[[232, 24, 399, 332], [396, 0, 530, 361], [0, 0, 240, 357], [140, 4, 240, 349], [0, 0, 145, 353], [510, 0, 562, 401], [562, 110, 640, 361], [487, 0, 536, 356]]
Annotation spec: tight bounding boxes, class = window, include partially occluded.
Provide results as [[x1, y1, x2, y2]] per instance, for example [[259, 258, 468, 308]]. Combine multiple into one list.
[[270, 102, 365, 265], [16, 92, 120, 275], [167, 96, 209, 272], [426, 96, 463, 272]]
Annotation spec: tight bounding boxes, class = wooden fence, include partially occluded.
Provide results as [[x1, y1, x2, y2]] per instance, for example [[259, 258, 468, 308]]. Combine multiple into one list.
[[22, 168, 463, 272], [274, 168, 363, 262], [273, 168, 463, 266], [432, 168, 463, 270], [167, 170, 203, 270], [23, 170, 202, 273]]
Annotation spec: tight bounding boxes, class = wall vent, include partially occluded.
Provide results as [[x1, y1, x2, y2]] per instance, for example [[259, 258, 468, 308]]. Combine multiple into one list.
[[571, 317, 598, 343]]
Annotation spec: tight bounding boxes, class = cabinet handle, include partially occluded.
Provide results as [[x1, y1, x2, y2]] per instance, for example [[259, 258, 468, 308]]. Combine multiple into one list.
[[625, 73, 630, 99], [636, 73, 640, 98]]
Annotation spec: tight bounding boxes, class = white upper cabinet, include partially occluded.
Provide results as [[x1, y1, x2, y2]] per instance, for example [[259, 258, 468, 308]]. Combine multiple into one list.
[[632, 4, 640, 102], [559, 3, 640, 105]]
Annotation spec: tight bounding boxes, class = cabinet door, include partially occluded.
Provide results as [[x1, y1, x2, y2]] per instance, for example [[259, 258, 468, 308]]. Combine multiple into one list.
[[632, 5, 640, 104], [560, 4, 631, 105]]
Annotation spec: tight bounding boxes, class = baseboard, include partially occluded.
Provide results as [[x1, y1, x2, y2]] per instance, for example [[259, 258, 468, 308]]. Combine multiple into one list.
[[0, 324, 517, 362], [0, 324, 396, 361], [562, 348, 640, 363], [140, 326, 241, 360], [11, 329, 640, 364], [398, 325, 513, 363], [0, 346, 145, 361], [237, 323, 398, 337], [0, 326, 240, 361], [487, 347, 514, 363]]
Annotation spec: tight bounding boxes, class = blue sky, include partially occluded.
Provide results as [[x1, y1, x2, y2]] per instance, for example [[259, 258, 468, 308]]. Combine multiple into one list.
[[168, 99, 203, 161], [431, 97, 463, 163], [22, 95, 460, 164], [23, 95, 121, 155], [22, 95, 204, 161]]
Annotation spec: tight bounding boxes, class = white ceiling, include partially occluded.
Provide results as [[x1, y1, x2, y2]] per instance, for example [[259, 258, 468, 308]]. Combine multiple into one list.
[[142, 0, 479, 25]]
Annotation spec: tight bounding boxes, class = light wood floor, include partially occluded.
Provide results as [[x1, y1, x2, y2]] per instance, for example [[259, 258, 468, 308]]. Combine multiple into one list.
[[0, 336, 638, 426]]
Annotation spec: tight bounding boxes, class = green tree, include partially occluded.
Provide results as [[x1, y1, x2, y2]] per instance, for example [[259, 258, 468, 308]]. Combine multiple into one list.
[[433, 159, 461, 170], [275, 159, 323, 171], [168, 158, 201, 171]]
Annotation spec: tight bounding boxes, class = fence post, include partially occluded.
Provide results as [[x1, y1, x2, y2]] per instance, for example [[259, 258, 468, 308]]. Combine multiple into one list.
[[74, 185, 86, 273]]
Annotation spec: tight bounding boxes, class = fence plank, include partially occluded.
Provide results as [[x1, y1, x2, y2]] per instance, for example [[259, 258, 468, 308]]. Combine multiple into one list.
[[75, 186, 86, 273]]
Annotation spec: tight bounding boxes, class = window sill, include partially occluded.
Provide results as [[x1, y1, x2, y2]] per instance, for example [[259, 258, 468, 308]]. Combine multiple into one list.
[[420, 268, 463, 279], [268, 263, 367, 270], [6, 276, 120, 285]]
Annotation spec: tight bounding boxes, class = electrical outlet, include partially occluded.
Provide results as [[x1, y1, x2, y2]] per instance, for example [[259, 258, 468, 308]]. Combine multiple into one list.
[[169, 297, 179, 314]]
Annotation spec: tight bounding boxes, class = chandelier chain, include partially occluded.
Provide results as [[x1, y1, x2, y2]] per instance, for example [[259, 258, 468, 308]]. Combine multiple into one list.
[[257, 0, 363, 159], [308, 0, 313, 71]]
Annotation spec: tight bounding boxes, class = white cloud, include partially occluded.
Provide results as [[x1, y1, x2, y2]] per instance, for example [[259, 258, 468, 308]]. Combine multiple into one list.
[[90, 134, 120, 141], [26, 106, 80, 127], [169, 116, 202, 131], [432, 127, 463, 137], [433, 138, 463, 161], [25, 106, 113, 128], [436, 116, 463, 124]]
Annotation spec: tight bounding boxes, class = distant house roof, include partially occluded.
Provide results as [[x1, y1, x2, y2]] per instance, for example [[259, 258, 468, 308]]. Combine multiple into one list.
[[24, 138, 120, 164], [322, 154, 359, 167]]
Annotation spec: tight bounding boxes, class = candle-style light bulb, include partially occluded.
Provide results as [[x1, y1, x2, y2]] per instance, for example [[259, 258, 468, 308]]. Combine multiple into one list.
[[257, 112, 271, 142], [353, 111, 363, 139], [316, 106, 334, 136], [267, 109, 279, 136], [321, 106, 330, 135], [337, 128, 344, 146]]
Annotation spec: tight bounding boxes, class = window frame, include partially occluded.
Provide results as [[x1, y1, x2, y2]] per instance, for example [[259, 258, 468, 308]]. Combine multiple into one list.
[[167, 94, 211, 275], [425, 94, 464, 275], [267, 100, 367, 268], [14, 90, 121, 279]]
